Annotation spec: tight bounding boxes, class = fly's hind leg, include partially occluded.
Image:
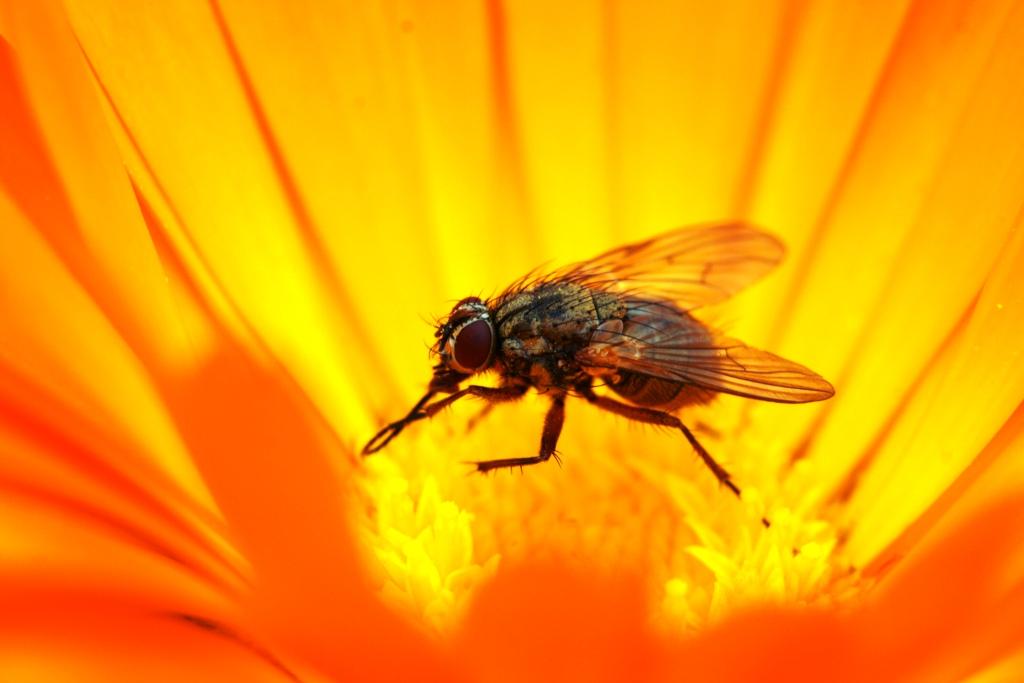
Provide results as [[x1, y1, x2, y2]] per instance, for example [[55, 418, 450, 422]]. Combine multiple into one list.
[[472, 393, 566, 473], [580, 388, 741, 498]]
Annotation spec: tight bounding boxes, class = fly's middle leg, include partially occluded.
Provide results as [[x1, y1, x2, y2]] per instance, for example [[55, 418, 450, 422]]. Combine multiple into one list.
[[472, 393, 566, 473]]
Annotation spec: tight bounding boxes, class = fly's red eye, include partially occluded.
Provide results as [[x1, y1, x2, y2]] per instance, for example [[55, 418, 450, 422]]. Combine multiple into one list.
[[453, 319, 493, 371]]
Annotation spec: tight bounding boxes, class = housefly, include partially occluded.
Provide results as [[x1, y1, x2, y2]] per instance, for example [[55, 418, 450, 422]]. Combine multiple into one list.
[[363, 223, 834, 500]]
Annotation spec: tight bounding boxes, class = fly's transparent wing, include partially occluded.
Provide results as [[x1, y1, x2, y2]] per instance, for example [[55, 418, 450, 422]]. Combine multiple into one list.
[[578, 301, 834, 404], [535, 222, 784, 311]]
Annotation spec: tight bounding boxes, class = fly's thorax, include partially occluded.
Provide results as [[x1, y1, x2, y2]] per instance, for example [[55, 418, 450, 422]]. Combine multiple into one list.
[[492, 282, 624, 388], [591, 288, 627, 321], [494, 283, 625, 341]]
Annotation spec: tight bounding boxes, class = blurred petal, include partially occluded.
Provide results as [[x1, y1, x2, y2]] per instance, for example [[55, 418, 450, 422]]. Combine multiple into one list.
[[63, 0, 382, 435], [0, 595, 311, 683], [0, 1, 191, 368], [795, 0, 1024, 520], [843, 208, 1024, 559], [0, 191, 243, 591], [211, 0, 535, 299], [853, 495, 1024, 681], [0, 186, 215, 507], [743, 0, 1022, 472], [456, 564, 660, 683], [163, 345, 459, 681], [1, 0, 1022, 679], [608, 2, 802, 230]]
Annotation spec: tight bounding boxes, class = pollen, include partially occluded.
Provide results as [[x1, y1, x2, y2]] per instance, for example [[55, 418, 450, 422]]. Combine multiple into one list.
[[356, 454, 500, 631]]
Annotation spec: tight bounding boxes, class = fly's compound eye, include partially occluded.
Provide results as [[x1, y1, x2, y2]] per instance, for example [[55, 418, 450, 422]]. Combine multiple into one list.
[[448, 318, 494, 374]]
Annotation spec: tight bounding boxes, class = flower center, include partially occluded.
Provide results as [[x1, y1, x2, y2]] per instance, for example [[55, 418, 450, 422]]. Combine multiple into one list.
[[354, 395, 852, 632]]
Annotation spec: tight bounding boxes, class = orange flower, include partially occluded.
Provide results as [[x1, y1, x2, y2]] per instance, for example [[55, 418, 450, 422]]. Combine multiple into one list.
[[2, 1, 1024, 681]]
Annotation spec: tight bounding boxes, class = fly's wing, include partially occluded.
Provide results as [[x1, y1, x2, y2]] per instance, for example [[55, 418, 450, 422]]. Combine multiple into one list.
[[578, 301, 834, 404], [540, 222, 784, 311]]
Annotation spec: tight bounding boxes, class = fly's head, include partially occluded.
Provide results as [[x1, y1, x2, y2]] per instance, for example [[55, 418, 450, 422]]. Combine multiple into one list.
[[430, 297, 496, 392]]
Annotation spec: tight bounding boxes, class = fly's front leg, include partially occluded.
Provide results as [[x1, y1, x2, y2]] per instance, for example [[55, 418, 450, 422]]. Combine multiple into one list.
[[363, 391, 435, 454], [418, 383, 527, 420], [363, 384, 527, 455], [473, 393, 566, 473], [579, 388, 741, 498]]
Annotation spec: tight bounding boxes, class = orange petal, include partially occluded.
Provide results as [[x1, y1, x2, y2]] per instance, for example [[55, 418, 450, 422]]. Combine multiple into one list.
[[1, 2, 190, 369], [0, 590, 312, 683], [455, 563, 659, 683], [854, 495, 1024, 681], [163, 345, 458, 681]]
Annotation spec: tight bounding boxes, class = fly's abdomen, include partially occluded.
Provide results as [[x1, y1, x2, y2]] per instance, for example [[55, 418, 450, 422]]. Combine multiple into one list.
[[587, 299, 711, 410], [610, 372, 715, 410], [610, 372, 682, 406]]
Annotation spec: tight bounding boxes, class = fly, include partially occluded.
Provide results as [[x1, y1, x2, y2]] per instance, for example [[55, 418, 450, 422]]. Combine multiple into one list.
[[363, 223, 835, 501]]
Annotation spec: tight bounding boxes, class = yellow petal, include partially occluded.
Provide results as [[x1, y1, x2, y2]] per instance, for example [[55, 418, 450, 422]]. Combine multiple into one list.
[[845, 208, 1024, 560]]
